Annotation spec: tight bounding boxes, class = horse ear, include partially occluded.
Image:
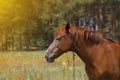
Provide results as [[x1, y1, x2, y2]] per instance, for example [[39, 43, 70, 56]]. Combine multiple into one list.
[[65, 22, 70, 33]]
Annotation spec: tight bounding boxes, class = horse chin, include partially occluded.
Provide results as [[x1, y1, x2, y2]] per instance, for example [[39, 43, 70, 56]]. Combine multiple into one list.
[[47, 59, 54, 63]]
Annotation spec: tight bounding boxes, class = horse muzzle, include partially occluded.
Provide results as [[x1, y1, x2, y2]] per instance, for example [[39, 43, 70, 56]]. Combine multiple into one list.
[[45, 54, 54, 63]]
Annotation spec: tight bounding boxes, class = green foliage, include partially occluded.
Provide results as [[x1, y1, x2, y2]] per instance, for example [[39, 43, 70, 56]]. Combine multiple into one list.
[[0, 0, 119, 50]]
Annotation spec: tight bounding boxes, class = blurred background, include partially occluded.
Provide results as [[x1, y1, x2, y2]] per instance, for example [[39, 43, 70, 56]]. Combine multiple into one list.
[[0, 0, 120, 80], [0, 0, 120, 51]]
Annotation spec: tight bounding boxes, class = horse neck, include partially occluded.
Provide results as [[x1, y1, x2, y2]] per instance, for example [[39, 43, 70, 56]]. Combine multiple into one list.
[[73, 29, 98, 65]]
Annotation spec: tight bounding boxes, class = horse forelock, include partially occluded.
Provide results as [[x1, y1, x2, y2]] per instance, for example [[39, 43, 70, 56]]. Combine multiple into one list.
[[54, 26, 65, 38], [54, 26, 75, 38]]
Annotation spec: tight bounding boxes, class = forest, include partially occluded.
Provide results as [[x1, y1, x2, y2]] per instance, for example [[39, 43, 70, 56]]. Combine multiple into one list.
[[0, 0, 120, 51]]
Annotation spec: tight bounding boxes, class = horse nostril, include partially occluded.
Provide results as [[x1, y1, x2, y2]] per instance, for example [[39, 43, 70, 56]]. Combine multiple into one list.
[[45, 54, 54, 62], [49, 56, 53, 60]]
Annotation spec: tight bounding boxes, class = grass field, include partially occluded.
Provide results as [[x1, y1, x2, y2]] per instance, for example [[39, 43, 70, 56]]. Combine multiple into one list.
[[0, 51, 88, 80]]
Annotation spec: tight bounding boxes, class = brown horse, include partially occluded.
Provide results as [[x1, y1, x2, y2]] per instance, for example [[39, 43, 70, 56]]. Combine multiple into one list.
[[45, 23, 120, 80]]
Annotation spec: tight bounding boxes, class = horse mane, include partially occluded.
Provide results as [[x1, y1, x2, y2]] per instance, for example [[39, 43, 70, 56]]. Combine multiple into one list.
[[54, 25, 119, 45], [105, 38, 120, 44], [82, 28, 119, 44], [83, 30, 104, 44]]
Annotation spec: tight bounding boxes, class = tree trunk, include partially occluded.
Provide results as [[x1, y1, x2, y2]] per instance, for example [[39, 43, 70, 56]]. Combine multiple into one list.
[[5, 33, 8, 50], [12, 34, 14, 51], [26, 40, 30, 50], [19, 34, 22, 51], [110, 6, 115, 39], [118, 21, 120, 41], [1, 39, 3, 51]]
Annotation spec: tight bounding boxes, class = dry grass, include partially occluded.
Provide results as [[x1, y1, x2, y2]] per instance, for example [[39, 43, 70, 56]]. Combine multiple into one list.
[[0, 51, 88, 80]]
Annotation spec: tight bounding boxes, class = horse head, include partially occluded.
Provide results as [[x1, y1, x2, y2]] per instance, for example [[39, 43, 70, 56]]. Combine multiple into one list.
[[45, 23, 75, 63]]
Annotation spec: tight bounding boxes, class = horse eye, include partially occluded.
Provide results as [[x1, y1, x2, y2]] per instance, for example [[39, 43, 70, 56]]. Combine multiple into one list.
[[56, 37, 61, 41], [56, 35, 65, 41]]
